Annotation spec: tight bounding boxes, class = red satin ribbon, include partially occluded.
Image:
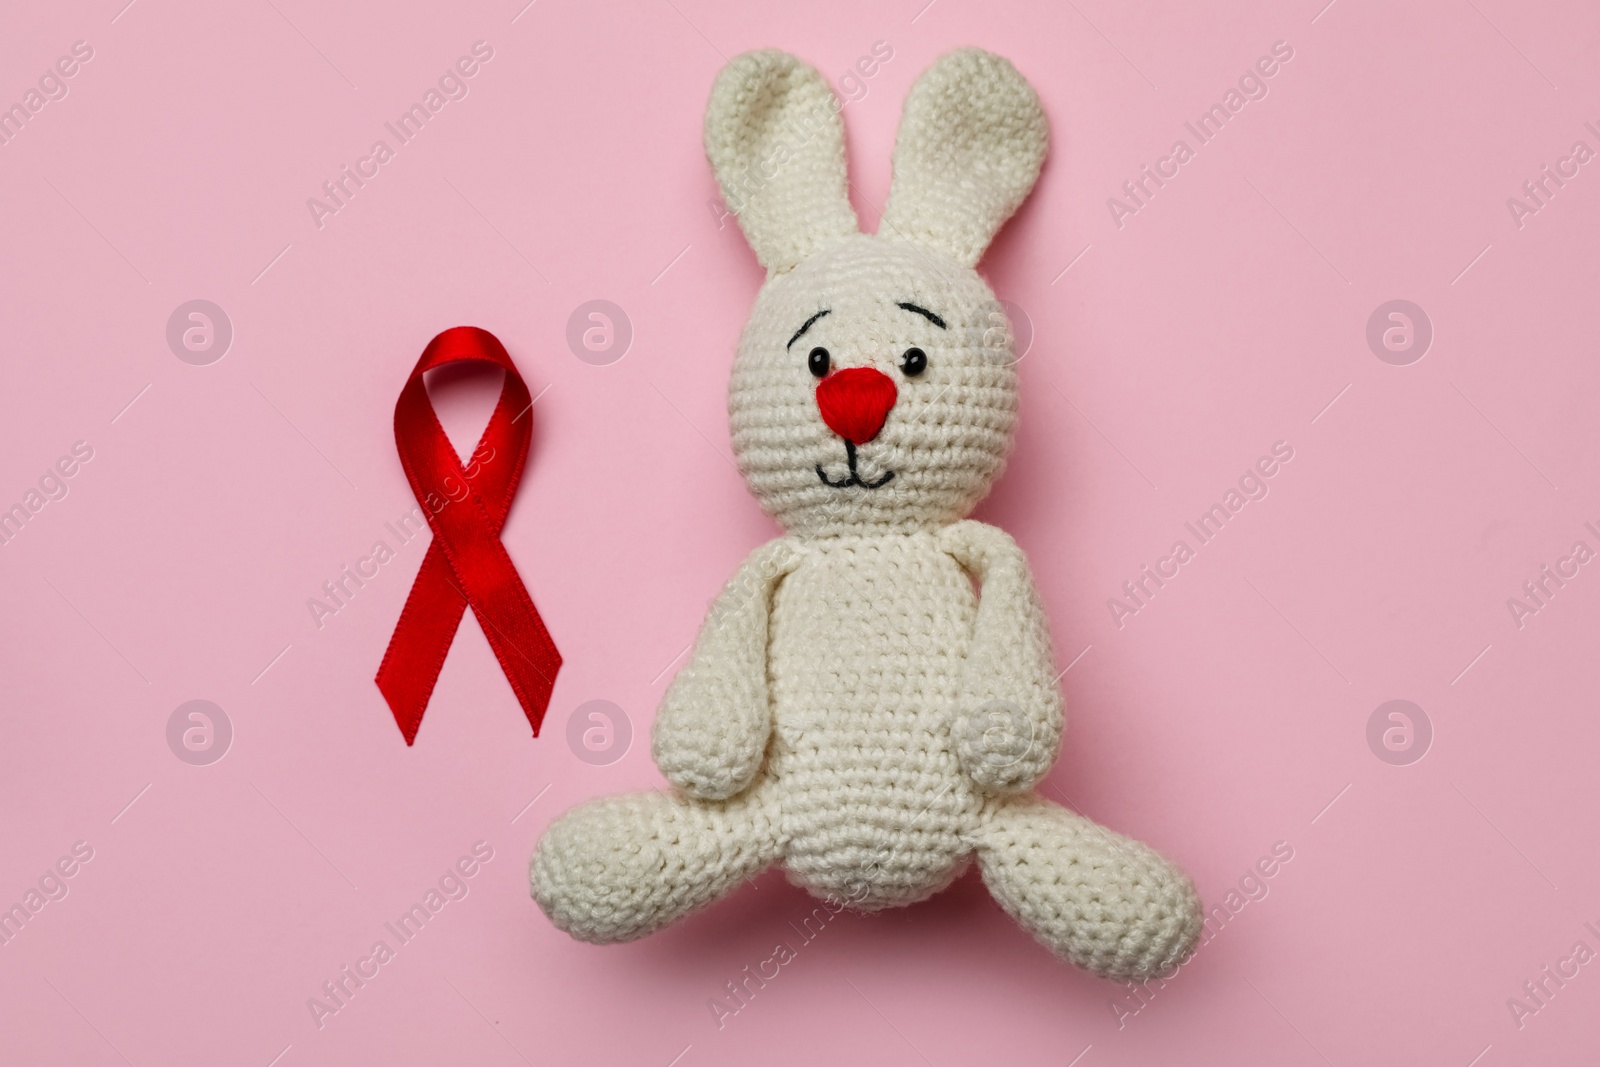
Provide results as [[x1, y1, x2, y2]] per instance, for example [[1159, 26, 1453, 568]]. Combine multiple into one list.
[[375, 326, 562, 745]]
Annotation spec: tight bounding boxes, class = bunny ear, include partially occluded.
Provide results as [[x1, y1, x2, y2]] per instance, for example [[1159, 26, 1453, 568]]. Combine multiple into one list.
[[705, 50, 859, 275], [880, 49, 1048, 267]]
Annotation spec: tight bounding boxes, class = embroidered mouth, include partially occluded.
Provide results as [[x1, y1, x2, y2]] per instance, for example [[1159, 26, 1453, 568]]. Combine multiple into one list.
[[816, 441, 894, 490]]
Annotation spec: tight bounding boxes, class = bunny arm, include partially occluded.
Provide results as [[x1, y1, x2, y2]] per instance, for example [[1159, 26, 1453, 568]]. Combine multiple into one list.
[[651, 538, 801, 800], [939, 520, 1064, 792]]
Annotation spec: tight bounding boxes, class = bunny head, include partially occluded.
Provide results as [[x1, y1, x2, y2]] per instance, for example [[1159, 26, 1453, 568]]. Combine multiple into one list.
[[706, 48, 1048, 536]]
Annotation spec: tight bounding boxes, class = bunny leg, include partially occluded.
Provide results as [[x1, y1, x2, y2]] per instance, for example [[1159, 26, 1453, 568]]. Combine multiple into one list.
[[531, 786, 780, 944], [974, 794, 1201, 981]]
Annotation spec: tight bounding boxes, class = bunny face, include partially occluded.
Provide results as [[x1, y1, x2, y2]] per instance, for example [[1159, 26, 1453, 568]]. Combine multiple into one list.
[[706, 49, 1047, 536], [730, 235, 1019, 533]]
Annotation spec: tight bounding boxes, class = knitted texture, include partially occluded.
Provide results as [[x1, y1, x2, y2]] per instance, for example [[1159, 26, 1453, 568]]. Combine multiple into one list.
[[703, 50, 858, 275], [531, 47, 1203, 982], [880, 47, 1050, 268]]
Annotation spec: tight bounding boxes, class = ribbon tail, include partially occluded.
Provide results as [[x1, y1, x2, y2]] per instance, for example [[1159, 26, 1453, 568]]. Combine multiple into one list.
[[455, 540, 563, 736], [375, 541, 468, 744]]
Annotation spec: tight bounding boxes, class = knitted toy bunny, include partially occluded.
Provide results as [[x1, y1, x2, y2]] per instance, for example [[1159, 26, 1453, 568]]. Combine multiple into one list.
[[531, 47, 1202, 981]]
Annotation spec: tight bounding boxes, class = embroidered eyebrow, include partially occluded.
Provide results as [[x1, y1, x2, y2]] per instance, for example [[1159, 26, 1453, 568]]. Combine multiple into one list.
[[786, 309, 831, 350], [895, 302, 947, 329]]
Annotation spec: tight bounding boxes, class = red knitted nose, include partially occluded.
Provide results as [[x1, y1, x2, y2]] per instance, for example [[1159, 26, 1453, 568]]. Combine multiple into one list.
[[815, 367, 897, 445]]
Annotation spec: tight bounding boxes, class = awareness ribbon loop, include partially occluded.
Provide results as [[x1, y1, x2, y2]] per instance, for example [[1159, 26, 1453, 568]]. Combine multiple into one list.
[[376, 326, 562, 745]]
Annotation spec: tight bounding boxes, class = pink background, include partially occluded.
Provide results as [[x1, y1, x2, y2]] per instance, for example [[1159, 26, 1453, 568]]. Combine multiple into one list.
[[3, 0, 1598, 1064]]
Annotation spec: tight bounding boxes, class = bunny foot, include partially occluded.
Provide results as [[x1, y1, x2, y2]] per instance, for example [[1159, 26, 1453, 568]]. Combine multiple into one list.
[[975, 794, 1201, 981], [531, 787, 780, 944]]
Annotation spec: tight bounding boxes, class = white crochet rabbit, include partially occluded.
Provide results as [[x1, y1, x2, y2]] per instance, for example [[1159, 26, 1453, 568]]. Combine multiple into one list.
[[531, 47, 1202, 981]]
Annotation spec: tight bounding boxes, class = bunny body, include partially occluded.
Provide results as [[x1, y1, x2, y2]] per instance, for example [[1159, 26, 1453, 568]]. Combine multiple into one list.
[[766, 527, 981, 909], [532, 49, 1203, 981]]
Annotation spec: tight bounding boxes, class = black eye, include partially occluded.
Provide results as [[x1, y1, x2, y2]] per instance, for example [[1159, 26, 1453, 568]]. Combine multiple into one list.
[[807, 346, 830, 378], [901, 347, 927, 377]]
